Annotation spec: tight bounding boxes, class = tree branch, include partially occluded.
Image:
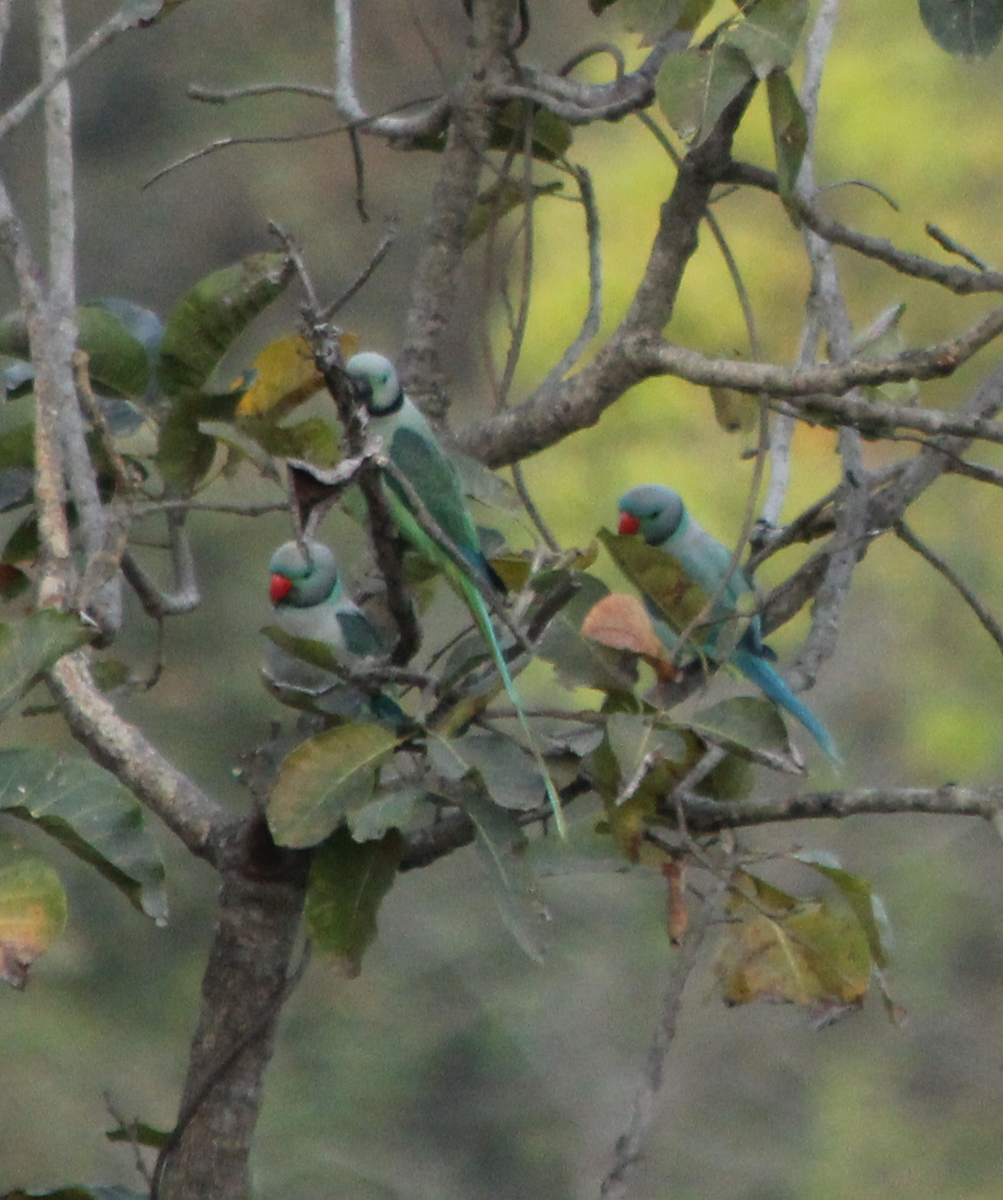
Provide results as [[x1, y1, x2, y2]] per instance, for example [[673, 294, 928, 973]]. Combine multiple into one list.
[[600, 888, 719, 1200], [46, 652, 234, 861], [680, 784, 1003, 833], [399, 0, 519, 419]]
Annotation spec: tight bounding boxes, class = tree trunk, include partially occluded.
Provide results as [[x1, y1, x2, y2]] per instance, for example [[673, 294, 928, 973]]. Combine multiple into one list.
[[155, 823, 310, 1200]]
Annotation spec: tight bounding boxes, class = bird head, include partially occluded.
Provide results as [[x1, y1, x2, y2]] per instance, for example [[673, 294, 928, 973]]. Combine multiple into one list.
[[344, 352, 403, 416], [618, 485, 685, 545], [268, 540, 339, 607]]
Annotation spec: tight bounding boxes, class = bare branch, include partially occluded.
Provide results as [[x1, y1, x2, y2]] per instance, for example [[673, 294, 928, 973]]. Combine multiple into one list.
[[759, 358, 1003, 636], [46, 653, 233, 861], [538, 164, 603, 391], [925, 222, 990, 271], [494, 31, 684, 125], [399, 0, 520, 418], [0, 2, 137, 142], [600, 889, 719, 1200], [330, 0, 450, 139], [726, 160, 1003, 296], [188, 81, 336, 104], [458, 305, 1003, 468], [143, 95, 447, 190], [894, 519, 1003, 656], [121, 511, 200, 619], [680, 784, 1003, 833]]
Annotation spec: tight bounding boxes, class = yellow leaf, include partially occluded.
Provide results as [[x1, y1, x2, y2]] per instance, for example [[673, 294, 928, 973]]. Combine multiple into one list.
[[715, 873, 871, 1011], [235, 331, 358, 416]]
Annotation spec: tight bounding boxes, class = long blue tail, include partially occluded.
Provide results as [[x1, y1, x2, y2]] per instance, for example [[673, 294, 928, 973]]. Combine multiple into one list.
[[734, 649, 841, 767]]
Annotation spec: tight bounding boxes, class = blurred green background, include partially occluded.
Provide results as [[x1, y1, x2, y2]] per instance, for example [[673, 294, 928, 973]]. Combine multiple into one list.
[[5, 1, 1003, 1197]]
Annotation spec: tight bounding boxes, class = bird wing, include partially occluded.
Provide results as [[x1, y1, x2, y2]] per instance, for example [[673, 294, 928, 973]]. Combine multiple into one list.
[[336, 608, 386, 658], [389, 427, 481, 556]]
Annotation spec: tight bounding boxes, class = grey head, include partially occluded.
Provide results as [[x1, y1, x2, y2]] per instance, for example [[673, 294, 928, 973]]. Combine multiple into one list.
[[618, 484, 686, 546], [269, 539, 340, 608], [344, 351, 404, 416]]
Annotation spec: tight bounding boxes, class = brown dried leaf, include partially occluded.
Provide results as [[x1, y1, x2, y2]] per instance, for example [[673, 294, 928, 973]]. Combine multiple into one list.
[[581, 593, 678, 681]]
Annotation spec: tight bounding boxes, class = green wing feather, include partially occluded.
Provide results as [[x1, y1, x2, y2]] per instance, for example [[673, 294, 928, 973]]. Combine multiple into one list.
[[388, 427, 494, 573], [336, 609, 386, 658]]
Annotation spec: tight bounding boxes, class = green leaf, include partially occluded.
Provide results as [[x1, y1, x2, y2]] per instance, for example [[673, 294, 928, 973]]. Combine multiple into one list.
[[0, 306, 150, 399], [0, 395, 37, 472], [0, 832, 67, 989], [267, 722, 402, 848], [460, 787, 550, 962], [347, 784, 421, 842], [105, 1121, 171, 1150], [534, 571, 640, 693], [656, 41, 755, 144], [466, 179, 564, 245], [157, 252, 294, 396], [766, 69, 808, 206], [620, 0, 714, 38], [261, 624, 344, 675], [0, 469, 33, 514], [715, 872, 872, 1012], [692, 747, 755, 801], [453, 451, 522, 515], [598, 528, 751, 661], [0, 611, 90, 721], [0, 312, 32, 360], [605, 712, 688, 804], [0, 748, 168, 922], [77, 305, 150, 398], [710, 385, 758, 433], [725, 0, 809, 78], [2, 514, 40, 564], [685, 695, 803, 773], [490, 101, 573, 162], [794, 851, 891, 969], [0, 564, 30, 600], [236, 413, 341, 468], [153, 402, 220, 495], [431, 731, 544, 811], [919, 0, 1003, 57], [304, 825, 403, 976]]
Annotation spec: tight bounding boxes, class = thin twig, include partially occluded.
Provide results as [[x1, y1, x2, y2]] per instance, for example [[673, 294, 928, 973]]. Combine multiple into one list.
[[539, 163, 603, 391], [894, 519, 1003, 655], [599, 887, 720, 1200], [120, 510, 200, 619], [321, 223, 398, 321], [143, 95, 446, 190], [725, 160, 1003, 297], [925, 223, 990, 272], [0, 2, 136, 142], [188, 81, 336, 104], [680, 784, 1003, 832]]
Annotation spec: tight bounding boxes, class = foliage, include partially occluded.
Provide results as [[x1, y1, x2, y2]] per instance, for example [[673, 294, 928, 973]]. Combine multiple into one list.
[[5, 0, 1003, 1196]]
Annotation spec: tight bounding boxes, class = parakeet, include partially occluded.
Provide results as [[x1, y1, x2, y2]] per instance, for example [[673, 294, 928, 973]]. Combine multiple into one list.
[[264, 538, 403, 725], [617, 484, 840, 766], [345, 351, 566, 834]]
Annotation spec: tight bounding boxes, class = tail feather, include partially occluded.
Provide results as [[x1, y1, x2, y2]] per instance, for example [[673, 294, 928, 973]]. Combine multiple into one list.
[[734, 649, 841, 767], [461, 576, 568, 837]]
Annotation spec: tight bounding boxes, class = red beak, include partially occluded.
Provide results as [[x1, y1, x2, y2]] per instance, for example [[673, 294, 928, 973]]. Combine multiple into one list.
[[618, 512, 640, 536], [270, 573, 293, 604]]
